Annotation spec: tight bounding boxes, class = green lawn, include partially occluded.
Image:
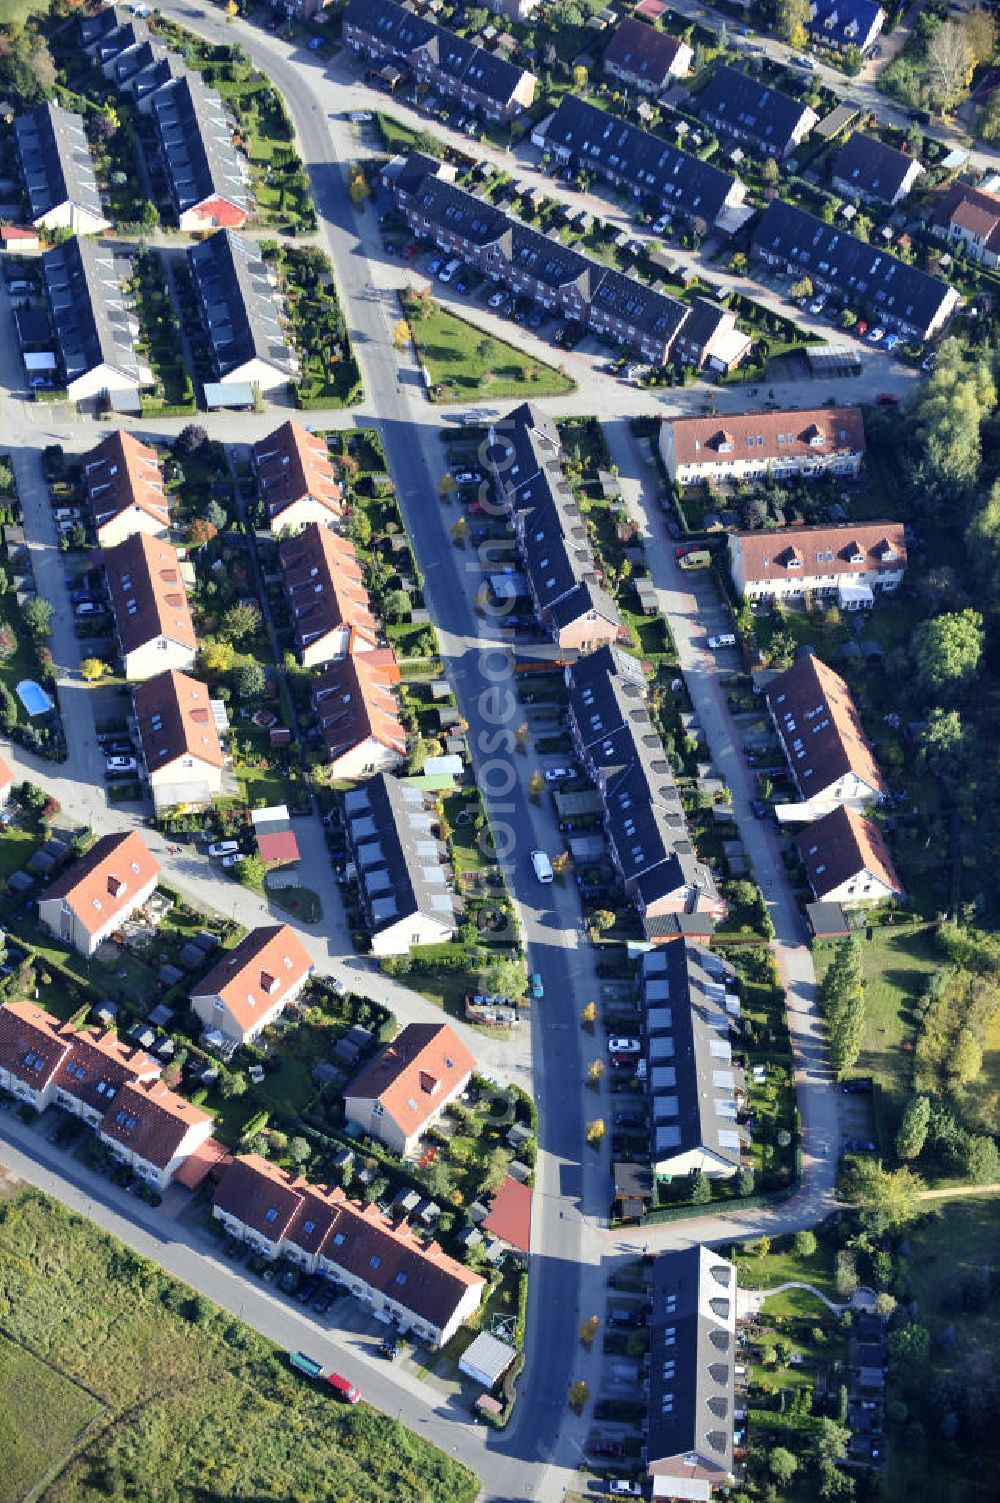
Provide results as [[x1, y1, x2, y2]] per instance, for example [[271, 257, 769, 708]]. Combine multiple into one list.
[[266, 882, 322, 924], [0, 825, 40, 882], [0, 1331, 104, 1503], [405, 299, 575, 403], [0, 0, 49, 20], [0, 1190, 477, 1503], [733, 1231, 837, 1300]]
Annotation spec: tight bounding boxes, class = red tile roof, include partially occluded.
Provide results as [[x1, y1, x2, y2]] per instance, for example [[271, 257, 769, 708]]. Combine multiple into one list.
[[797, 803, 903, 902], [345, 1023, 475, 1136], [173, 1135, 231, 1189], [43, 831, 161, 937], [483, 1175, 532, 1254], [765, 654, 887, 801], [103, 533, 196, 657], [51, 1021, 160, 1115], [279, 523, 378, 655], [133, 669, 224, 773], [256, 829, 300, 865], [668, 406, 866, 468], [83, 429, 170, 538], [0, 999, 73, 1092], [311, 649, 407, 765], [214, 1154, 484, 1329], [190, 924, 313, 1036], [0, 753, 13, 790], [730, 521, 906, 586], [252, 420, 343, 525], [99, 1077, 211, 1168], [937, 183, 1000, 249]]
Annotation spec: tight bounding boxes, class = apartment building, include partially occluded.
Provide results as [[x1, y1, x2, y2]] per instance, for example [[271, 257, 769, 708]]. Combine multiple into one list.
[[660, 407, 866, 486], [729, 521, 906, 607]]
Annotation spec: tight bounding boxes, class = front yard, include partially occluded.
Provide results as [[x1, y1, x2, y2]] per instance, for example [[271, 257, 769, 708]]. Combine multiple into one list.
[[401, 291, 575, 403]]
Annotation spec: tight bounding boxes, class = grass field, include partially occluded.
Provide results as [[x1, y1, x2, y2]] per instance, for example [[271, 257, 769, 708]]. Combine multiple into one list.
[[0, 1190, 478, 1503], [0, 0, 48, 21], [406, 300, 575, 403], [266, 882, 322, 924], [0, 1332, 103, 1503]]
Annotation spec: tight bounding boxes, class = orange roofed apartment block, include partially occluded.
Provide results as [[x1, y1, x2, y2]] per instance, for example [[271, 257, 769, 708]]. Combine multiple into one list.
[[660, 406, 866, 486], [213, 1153, 485, 1346], [37, 831, 160, 957], [343, 1022, 475, 1158], [103, 531, 196, 681]]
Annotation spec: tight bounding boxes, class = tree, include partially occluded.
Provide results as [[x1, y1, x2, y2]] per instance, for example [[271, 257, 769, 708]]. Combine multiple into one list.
[[829, 991, 865, 1077], [887, 1323, 931, 1367], [925, 19, 974, 112], [439, 471, 457, 501], [814, 1417, 850, 1462], [220, 1070, 247, 1100], [910, 343, 995, 504], [980, 86, 1000, 139], [776, 0, 811, 46], [690, 1170, 711, 1204], [762, 156, 781, 189], [963, 7, 997, 64], [188, 518, 218, 547], [586, 1118, 605, 1144], [80, 657, 107, 683], [794, 1228, 817, 1257], [568, 1380, 590, 1412], [581, 1000, 597, 1027], [22, 597, 52, 637], [579, 1315, 600, 1346], [232, 661, 267, 701], [770, 1448, 798, 1484], [175, 424, 209, 456], [587, 1059, 604, 1084], [912, 610, 984, 699], [850, 1160, 923, 1233], [205, 499, 228, 532], [220, 600, 262, 645], [347, 164, 370, 203], [551, 850, 571, 876], [896, 1094, 931, 1161], [737, 1165, 755, 1196], [919, 707, 969, 785], [0, 682, 16, 735], [383, 589, 410, 624], [949, 1026, 983, 1087], [393, 318, 409, 350], [790, 276, 813, 301], [962, 1133, 1000, 1182], [201, 641, 234, 674], [138, 198, 160, 233], [483, 956, 528, 1000], [450, 516, 467, 546], [234, 853, 266, 889], [528, 769, 544, 799], [591, 909, 615, 933], [475, 336, 496, 365], [966, 479, 1000, 603]]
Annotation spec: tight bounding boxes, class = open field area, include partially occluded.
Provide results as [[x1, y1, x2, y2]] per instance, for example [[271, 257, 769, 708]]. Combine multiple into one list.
[[405, 298, 575, 403], [0, 1190, 478, 1503]]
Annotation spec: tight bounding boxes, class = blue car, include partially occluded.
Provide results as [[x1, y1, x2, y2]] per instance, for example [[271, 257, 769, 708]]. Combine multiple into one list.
[[883, 333, 900, 351], [528, 972, 544, 1000], [527, 308, 543, 328], [428, 256, 444, 275]]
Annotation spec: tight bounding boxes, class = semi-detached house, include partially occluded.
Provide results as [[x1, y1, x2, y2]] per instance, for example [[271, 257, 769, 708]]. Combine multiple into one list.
[[37, 831, 161, 958], [83, 429, 170, 548], [103, 531, 196, 681], [279, 522, 378, 668], [251, 419, 343, 534], [764, 652, 887, 818], [797, 803, 904, 908], [934, 182, 1000, 268], [190, 923, 313, 1045], [660, 406, 866, 486], [214, 1153, 485, 1346], [343, 1021, 475, 1158], [729, 521, 906, 607], [603, 17, 693, 92], [342, 0, 536, 122], [809, 0, 885, 55], [753, 199, 959, 341], [312, 650, 407, 778], [532, 96, 745, 231], [14, 102, 109, 235], [832, 132, 923, 207], [132, 669, 225, 812]]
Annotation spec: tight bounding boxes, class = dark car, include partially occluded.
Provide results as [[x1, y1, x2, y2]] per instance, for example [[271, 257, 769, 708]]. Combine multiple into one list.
[[591, 1440, 625, 1459], [311, 1288, 334, 1314], [615, 1112, 645, 1130], [296, 1278, 319, 1304], [751, 798, 767, 819], [101, 739, 134, 757], [380, 1337, 401, 1360]]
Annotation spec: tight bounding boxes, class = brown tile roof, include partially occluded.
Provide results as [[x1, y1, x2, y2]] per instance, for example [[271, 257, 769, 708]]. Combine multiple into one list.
[[765, 653, 887, 800], [345, 1022, 475, 1135], [0, 998, 73, 1092], [52, 1020, 160, 1115], [251, 420, 343, 526], [214, 1154, 484, 1328], [99, 1077, 212, 1168], [483, 1174, 532, 1253], [604, 16, 687, 85], [797, 803, 903, 901], [0, 752, 12, 789], [190, 924, 313, 1034], [173, 1135, 231, 1190], [311, 649, 406, 764], [937, 183, 1000, 248], [103, 532, 196, 657], [279, 522, 378, 654], [83, 429, 169, 538], [133, 669, 224, 773], [43, 831, 161, 937], [668, 405, 866, 467], [731, 521, 906, 585]]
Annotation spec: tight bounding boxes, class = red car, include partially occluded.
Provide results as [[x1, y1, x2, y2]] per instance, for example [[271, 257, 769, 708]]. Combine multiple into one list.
[[876, 392, 899, 406], [402, 244, 418, 260], [856, 320, 868, 336]]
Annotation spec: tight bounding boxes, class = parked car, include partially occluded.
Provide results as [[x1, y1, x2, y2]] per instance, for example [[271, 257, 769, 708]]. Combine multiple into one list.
[[614, 1111, 645, 1129], [528, 972, 544, 1000], [882, 333, 901, 352], [75, 601, 102, 617], [208, 840, 240, 857], [105, 756, 136, 775], [101, 739, 133, 757], [454, 470, 483, 484], [607, 1036, 641, 1057], [707, 634, 736, 649], [402, 243, 418, 260], [428, 256, 444, 275], [866, 327, 885, 343], [591, 1440, 625, 1459], [876, 392, 899, 406], [608, 1483, 642, 1497], [750, 798, 767, 819], [221, 853, 242, 870], [379, 1337, 401, 1360], [311, 1288, 334, 1314], [544, 766, 571, 782], [855, 320, 868, 337], [487, 289, 507, 309]]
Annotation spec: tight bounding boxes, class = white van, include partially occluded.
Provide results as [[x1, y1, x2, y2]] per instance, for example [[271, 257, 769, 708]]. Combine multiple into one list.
[[708, 633, 736, 649], [438, 257, 463, 284], [208, 840, 240, 858], [531, 849, 554, 883]]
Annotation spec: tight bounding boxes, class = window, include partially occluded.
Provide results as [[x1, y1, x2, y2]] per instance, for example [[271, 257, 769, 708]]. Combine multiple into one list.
[[303, 1219, 315, 1235], [372, 1102, 384, 1117], [264, 1207, 278, 1224], [369, 1254, 381, 1270]]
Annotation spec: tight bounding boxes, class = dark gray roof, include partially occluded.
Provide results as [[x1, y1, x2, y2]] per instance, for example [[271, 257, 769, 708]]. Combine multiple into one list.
[[506, 220, 596, 296], [752, 199, 956, 336], [79, 5, 132, 48], [93, 17, 148, 64], [647, 1246, 736, 1478], [342, 774, 457, 938], [589, 265, 688, 348], [832, 132, 919, 203], [343, 0, 531, 109], [565, 643, 649, 771], [604, 755, 686, 883], [511, 459, 620, 631], [187, 230, 294, 379], [41, 235, 142, 385], [107, 38, 161, 86], [486, 401, 561, 496], [404, 170, 509, 248], [128, 50, 187, 103], [642, 944, 741, 1172], [14, 103, 105, 225], [695, 64, 814, 154], [538, 96, 738, 226], [149, 73, 248, 218], [810, 0, 884, 47]]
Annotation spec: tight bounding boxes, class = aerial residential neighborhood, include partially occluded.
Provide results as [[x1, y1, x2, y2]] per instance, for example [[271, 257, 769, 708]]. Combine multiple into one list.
[[0, 2, 998, 1503]]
